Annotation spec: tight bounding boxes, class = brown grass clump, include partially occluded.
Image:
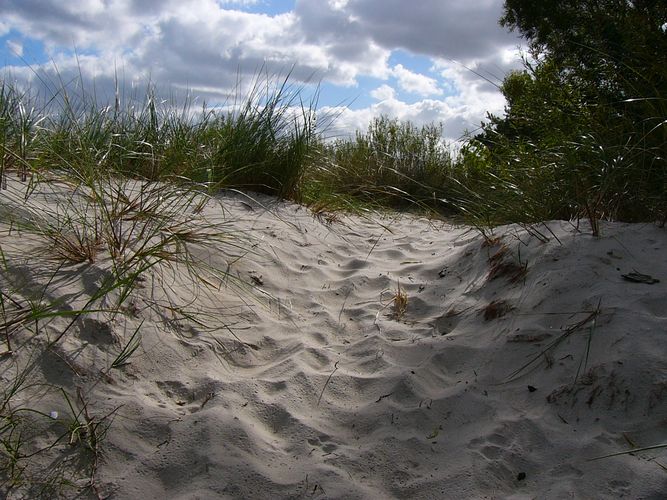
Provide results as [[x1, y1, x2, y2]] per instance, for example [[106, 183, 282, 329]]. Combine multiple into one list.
[[314, 209, 341, 226], [483, 300, 513, 321], [374, 280, 409, 330], [486, 243, 528, 283], [50, 230, 103, 264], [488, 260, 528, 283], [488, 244, 509, 264], [392, 281, 408, 320], [481, 235, 504, 248]]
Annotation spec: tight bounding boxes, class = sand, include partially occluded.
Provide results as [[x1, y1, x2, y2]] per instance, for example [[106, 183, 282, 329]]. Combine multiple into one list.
[[1, 176, 666, 499]]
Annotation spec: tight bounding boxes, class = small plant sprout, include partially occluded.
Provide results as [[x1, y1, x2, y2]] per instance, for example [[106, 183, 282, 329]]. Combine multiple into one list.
[[392, 280, 408, 320], [374, 280, 409, 329], [380, 280, 409, 320], [110, 322, 143, 369]]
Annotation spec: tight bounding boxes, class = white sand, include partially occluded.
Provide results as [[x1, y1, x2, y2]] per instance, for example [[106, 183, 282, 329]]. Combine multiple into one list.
[[1, 178, 666, 499]]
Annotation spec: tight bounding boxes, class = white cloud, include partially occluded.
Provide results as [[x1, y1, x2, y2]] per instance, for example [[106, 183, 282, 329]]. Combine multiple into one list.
[[0, 0, 525, 140], [326, 74, 505, 144], [328, 0, 350, 9], [370, 84, 396, 101], [6, 39, 23, 57], [392, 64, 442, 97], [219, 0, 260, 5]]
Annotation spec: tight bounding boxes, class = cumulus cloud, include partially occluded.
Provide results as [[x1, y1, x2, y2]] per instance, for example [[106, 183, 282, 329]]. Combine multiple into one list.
[[343, 0, 520, 61], [328, 72, 505, 144], [220, 0, 260, 5], [370, 84, 396, 101], [0, 0, 525, 140], [392, 64, 442, 97], [326, 49, 517, 143]]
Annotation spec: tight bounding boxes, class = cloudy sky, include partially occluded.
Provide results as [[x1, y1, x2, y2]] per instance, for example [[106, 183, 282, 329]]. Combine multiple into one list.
[[0, 0, 525, 142]]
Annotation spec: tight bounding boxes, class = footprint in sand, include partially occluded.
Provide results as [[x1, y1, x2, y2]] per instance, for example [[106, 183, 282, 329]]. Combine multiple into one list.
[[79, 318, 116, 345], [307, 434, 339, 456], [470, 432, 509, 461], [467, 423, 539, 490], [434, 311, 463, 335], [154, 380, 216, 413]]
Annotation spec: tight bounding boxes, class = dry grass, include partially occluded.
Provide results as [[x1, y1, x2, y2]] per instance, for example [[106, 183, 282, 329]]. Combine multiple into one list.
[[49, 229, 103, 264], [0, 172, 257, 497], [374, 280, 409, 328], [391, 280, 408, 320], [311, 204, 342, 226], [483, 300, 513, 321], [486, 243, 528, 283], [481, 235, 504, 248], [488, 260, 528, 283]]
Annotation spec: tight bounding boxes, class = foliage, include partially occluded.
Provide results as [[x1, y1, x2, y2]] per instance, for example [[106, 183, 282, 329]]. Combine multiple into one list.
[[458, 0, 667, 226], [500, 0, 667, 96], [310, 116, 453, 211]]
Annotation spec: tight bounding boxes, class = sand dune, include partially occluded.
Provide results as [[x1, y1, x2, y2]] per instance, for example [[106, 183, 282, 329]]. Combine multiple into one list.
[[1, 178, 666, 499]]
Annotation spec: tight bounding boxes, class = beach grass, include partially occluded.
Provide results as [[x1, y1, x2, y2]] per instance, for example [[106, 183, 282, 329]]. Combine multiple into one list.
[[0, 174, 261, 495], [3, 65, 662, 230]]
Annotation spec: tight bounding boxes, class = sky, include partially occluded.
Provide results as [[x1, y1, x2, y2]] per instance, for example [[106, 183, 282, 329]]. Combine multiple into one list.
[[0, 0, 525, 143]]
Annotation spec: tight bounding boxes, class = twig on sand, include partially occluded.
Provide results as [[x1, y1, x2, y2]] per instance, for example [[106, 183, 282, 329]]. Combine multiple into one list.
[[504, 300, 602, 383], [588, 442, 667, 461], [317, 360, 339, 406], [375, 392, 394, 403], [338, 286, 354, 325], [364, 216, 398, 262]]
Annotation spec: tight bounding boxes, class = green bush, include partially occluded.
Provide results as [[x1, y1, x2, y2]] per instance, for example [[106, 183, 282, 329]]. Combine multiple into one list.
[[454, 1, 667, 227]]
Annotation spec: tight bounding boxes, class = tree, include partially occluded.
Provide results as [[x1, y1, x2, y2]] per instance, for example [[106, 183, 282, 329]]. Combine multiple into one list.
[[501, 0, 667, 104], [463, 0, 667, 222]]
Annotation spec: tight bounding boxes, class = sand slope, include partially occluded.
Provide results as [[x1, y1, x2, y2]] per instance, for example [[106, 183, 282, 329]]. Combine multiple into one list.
[[1, 180, 666, 499]]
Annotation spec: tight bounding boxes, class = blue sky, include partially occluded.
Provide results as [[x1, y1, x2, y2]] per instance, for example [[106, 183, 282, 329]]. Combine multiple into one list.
[[0, 0, 524, 141]]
